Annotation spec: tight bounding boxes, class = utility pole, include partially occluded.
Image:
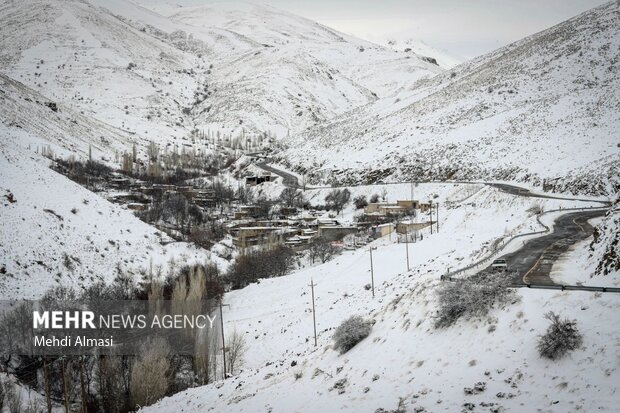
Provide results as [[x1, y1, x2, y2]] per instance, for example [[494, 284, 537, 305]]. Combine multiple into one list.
[[429, 201, 433, 235], [309, 278, 317, 347], [369, 247, 377, 298], [219, 298, 227, 379], [404, 225, 410, 271]]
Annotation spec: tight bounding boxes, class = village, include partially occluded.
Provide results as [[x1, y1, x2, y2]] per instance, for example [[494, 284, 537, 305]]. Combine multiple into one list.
[[109, 169, 437, 252], [50, 147, 438, 264]]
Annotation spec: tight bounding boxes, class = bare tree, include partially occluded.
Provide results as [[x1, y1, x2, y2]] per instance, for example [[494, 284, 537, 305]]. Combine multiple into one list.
[[130, 337, 171, 408], [309, 238, 340, 264], [226, 328, 246, 376], [5, 381, 22, 413], [0, 380, 5, 412], [194, 327, 219, 385], [96, 356, 127, 413], [279, 188, 304, 207], [325, 188, 351, 215]]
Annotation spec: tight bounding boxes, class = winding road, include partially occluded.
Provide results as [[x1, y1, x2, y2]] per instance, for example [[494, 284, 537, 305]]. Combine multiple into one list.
[[487, 210, 605, 285], [255, 160, 614, 290], [256, 160, 301, 188]]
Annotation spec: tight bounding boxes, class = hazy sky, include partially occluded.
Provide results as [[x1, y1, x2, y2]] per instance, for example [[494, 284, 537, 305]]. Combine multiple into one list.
[[150, 0, 609, 59]]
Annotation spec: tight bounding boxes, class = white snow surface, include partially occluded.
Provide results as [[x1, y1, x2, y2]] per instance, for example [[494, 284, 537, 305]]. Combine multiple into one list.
[[0, 129, 212, 299], [143, 185, 618, 412], [0, 0, 442, 152], [281, 1, 620, 196]]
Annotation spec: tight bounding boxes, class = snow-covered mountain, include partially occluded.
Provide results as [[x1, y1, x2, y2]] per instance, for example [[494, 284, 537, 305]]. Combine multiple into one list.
[[0, 0, 204, 150], [0, 0, 442, 148], [383, 38, 463, 69], [281, 1, 620, 196]]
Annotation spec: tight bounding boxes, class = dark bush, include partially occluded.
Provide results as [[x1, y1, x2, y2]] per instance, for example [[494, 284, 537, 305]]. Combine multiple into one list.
[[226, 245, 295, 289], [333, 315, 372, 354], [537, 312, 583, 360], [353, 195, 368, 209]]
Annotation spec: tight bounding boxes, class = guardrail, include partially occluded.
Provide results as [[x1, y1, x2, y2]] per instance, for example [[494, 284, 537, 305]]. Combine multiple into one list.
[[439, 278, 620, 293], [442, 205, 608, 280], [519, 283, 620, 293]]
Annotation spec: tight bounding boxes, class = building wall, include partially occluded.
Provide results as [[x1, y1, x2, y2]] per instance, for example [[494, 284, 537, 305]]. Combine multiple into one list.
[[317, 226, 358, 242]]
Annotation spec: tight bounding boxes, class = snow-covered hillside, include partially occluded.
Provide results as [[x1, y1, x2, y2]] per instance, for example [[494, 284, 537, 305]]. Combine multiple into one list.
[[0, 0, 442, 147], [0, 73, 138, 161], [143, 184, 618, 412], [282, 1, 620, 196], [0, 128, 211, 299], [0, 0, 204, 149], [383, 38, 462, 70]]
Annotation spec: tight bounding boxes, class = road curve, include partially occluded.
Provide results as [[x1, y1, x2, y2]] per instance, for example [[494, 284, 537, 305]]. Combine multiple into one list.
[[486, 209, 605, 285], [256, 160, 301, 188]]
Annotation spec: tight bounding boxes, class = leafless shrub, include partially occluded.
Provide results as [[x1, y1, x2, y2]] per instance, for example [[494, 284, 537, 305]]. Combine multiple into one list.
[[23, 398, 43, 413], [527, 201, 544, 215], [435, 272, 516, 328], [537, 312, 583, 360], [333, 315, 372, 354], [226, 245, 295, 288], [353, 195, 368, 209]]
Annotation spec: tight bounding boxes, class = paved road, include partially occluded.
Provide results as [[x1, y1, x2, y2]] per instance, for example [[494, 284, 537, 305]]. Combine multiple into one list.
[[487, 183, 608, 205], [256, 161, 612, 288], [256, 161, 608, 205], [486, 209, 605, 285], [256, 160, 301, 188]]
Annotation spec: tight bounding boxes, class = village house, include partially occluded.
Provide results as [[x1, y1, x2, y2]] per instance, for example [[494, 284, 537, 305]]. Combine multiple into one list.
[[285, 229, 317, 249], [245, 173, 273, 186], [231, 226, 298, 249], [373, 222, 395, 238], [396, 220, 431, 234], [364, 200, 432, 217], [234, 205, 261, 219], [317, 224, 359, 241]]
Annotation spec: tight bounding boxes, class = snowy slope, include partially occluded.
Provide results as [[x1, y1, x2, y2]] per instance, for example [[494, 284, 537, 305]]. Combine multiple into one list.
[[166, 2, 443, 97], [143, 185, 617, 412], [0, 0, 442, 148], [0, 72, 139, 161], [0, 128, 211, 300], [282, 1, 620, 196], [384, 38, 463, 69], [0, 0, 205, 148]]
